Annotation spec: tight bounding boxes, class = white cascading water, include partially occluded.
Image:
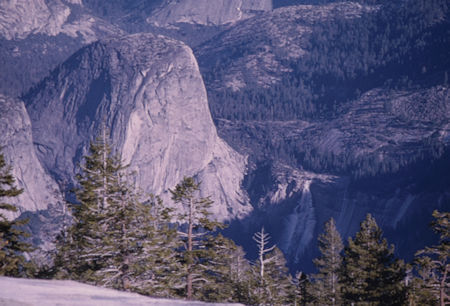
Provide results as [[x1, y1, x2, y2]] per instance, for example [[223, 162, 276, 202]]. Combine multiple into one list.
[[280, 180, 316, 264]]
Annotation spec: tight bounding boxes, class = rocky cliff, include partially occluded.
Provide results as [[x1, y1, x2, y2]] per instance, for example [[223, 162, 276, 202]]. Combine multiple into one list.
[[0, 0, 115, 42], [0, 0, 122, 97], [148, 0, 272, 27], [25, 33, 251, 222], [0, 95, 62, 221]]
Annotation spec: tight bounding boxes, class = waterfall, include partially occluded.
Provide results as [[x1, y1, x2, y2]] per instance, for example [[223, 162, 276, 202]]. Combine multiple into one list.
[[280, 180, 316, 264]]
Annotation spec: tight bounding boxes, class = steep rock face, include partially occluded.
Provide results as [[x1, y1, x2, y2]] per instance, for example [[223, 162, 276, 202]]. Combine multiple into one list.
[[25, 33, 251, 222], [148, 0, 272, 27], [0, 95, 62, 220]]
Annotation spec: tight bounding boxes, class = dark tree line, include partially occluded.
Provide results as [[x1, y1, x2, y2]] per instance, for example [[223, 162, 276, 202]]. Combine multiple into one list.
[[202, 0, 449, 182], [206, 0, 449, 122]]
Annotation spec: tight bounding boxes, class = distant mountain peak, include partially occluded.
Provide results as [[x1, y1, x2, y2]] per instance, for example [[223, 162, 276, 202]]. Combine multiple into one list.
[[0, 0, 120, 42], [147, 0, 273, 27]]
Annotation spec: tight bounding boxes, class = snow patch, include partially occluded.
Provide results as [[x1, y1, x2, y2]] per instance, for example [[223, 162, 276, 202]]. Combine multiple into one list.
[[0, 277, 241, 305]]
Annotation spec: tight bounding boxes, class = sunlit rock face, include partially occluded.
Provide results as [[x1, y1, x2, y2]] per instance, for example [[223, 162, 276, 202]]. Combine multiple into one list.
[[0, 95, 62, 220], [148, 0, 272, 27], [25, 33, 251, 222], [0, 0, 118, 42], [0, 0, 70, 40]]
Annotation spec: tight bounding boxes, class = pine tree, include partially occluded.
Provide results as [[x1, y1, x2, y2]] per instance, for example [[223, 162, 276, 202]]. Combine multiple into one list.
[[200, 234, 252, 303], [96, 185, 180, 296], [312, 218, 343, 305], [225, 244, 255, 304], [55, 132, 182, 297], [0, 151, 33, 276], [170, 176, 225, 300], [251, 227, 294, 305], [339, 213, 407, 305], [292, 271, 312, 306], [132, 194, 181, 298], [94, 176, 151, 290], [413, 210, 449, 306], [54, 130, 122, 283]]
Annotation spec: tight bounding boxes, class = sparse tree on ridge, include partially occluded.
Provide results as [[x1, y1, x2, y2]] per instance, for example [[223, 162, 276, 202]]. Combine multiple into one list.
[[0, 151, 33, 277], [253, 227, 276, 283]]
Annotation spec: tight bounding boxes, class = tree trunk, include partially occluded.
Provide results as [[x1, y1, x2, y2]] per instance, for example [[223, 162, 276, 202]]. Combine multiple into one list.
[[102, 128, 108, 210], [187, 197, 193, 300]]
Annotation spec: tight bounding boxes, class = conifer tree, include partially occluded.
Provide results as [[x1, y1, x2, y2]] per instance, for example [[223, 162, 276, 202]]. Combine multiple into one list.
[[251, 227, 294, 305], [413, 210, 449, 306], [200, 234, 252, 303], [225, 244, 255, 304], [96, 186, 180, 296], [292, 271, 312, 306], [339, 213, 407, 305], [95, 177, 150, 290], [130, 194, 181, 298], [54, 131, 182, 297], [170, 176, 225, 300], [312, 218, 343, 305], [55, 131, 180, 297], [0, 151, 33, 276], [54, 130, 122, 283]]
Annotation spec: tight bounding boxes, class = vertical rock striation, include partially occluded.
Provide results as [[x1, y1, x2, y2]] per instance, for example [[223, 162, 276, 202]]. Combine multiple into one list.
[[0, 95, 62, 220], [25, 33, 251, 222]]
